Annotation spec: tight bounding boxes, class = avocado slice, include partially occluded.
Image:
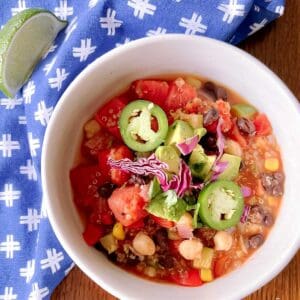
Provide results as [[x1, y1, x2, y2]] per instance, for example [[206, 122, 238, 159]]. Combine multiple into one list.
[[218, 153, 241, 180], [165, 120, 194, 146], [148, 177, 162, 199], [188, 145, 216, 180], [155, 145, 180, 174]]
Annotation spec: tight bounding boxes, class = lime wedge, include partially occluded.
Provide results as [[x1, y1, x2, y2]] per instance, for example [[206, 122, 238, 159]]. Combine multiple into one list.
[[0, 9, 67, 97]]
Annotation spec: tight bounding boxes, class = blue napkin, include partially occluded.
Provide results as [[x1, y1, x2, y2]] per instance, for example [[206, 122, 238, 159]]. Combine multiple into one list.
[[0, 0, 285, 298]]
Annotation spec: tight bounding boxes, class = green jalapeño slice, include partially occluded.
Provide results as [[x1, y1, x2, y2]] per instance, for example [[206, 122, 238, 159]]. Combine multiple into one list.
[[119, 100, 168, 152], [198, 180, 244, 230]]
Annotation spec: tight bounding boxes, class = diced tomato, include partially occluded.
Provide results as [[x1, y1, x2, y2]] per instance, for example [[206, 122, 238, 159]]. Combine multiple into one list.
[[82, 130, 115, 160], [214, 255, 232, 278], [168, 239, 181, 255], [204, 119, 218, 133], [110, 145, 133, 185], [170, 269, 203, 287], [215, 100, 233, 132], [226, 119, 247, 148], [70, 164, 109, 197], [108, 185, 148, 226], [126, 218, 145, 230], [133, 80, 169, 107], [95, 96, 127, 139], [98, 149, 111, 178], [82, 223, 105, 246], [89, 198, 114, 225], [253, 113, 272, 136], [74, 194, 97, 210], [165, 78, 197, 111], [151, 215, 174, 228]]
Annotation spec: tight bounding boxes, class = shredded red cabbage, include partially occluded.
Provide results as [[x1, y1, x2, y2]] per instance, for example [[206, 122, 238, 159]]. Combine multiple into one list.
[[211, 161, 228, 181], [176, 135, 200, 156], [108, 154, 169, 185], [109, 155, 203, 197], [241, 186, 252, 197], [240, 205, 251, 223]]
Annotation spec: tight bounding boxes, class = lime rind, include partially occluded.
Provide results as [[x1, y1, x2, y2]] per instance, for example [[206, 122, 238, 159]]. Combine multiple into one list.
[[0, 9, 67, 98]]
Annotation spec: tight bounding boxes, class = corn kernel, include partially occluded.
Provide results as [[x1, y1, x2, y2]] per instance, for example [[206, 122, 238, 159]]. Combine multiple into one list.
[[112, 222, 125, 240], [268, 196, 278, 208], [200, 268, 213, 282], [264, 158, 279, 171]]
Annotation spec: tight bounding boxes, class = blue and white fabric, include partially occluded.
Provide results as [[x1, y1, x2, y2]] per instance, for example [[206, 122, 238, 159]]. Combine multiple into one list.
[[0, 0, 285, 298]]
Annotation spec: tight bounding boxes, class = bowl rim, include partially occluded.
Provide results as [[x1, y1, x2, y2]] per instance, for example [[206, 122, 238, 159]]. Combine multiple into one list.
[[42, 34, 300, 300]]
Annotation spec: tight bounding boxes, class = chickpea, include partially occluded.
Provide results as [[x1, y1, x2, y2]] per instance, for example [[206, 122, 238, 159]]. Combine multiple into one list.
[[132, 232, 156, 256], [178, 239, 203, 260], [214, 231, 233, 251]]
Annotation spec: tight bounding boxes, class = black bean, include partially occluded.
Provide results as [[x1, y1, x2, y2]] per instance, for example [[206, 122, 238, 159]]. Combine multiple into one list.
[[215, 86, 228, 101], [203, 81, 228, 101], [200, 133, 218, 154], [237, 118, 256, 135], [194, 227, 216, 248], [248, 205, 264, 224], [248, 234, 264, 249], [203, 108, 219, 126], [98, 182, 117, 198], [261, 172, 284, 196], [263, 213, 274, 227], [159, 255, 175, 269]]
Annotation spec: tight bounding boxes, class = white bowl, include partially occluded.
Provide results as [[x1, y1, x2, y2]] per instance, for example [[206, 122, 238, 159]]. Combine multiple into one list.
[[42, 35, 300, 300]]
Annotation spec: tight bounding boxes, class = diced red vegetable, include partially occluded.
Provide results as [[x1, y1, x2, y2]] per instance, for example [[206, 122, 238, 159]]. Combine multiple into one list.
[[95, 96, 127, 139], [226, 119, 247, 148], [215, 100, 233, 132], [151, 215, 174, 228], [253, 113, 272, 136], [108, 185, 148, 226], [82, 223, 105, 246], [70, 164, 109, 197], [110, 145, 133, 185], [165, 79, 197, 111], [82, 130, 114, 160], [204, 119, 218, 133], [133, 80, 169, 107], [214, 256, 232, 278], [126, 218, 145, 230], [89, 198, 114, 225], [170, 269, 203, 286]]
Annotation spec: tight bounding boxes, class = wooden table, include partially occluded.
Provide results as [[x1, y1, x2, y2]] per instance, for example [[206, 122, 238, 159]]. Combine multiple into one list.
[[52, 1, 300, 299]]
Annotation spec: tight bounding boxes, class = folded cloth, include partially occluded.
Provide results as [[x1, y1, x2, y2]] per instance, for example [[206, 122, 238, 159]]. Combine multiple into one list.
[[0, 0, 285, 298]]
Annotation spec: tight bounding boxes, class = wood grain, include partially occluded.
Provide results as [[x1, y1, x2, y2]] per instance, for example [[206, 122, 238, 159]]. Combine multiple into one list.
[[52, 1, 300, 299]]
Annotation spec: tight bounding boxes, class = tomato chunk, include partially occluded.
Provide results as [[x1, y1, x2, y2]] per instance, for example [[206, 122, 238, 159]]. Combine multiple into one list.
[[253, 113, 272, 136], [95, 96, 127, 139], [214, 255, 232, 278], [89, 198, 114, 225], [170, 269, 203, 286], [110, 145, 133, 185], [108, 185, 148, 226], [133, 80, 169, 107], [215, 100, 233, 132], [82, 223, 105, 246], [82, 129, 114, 160], [226, 119, 247, 148], [70, 164, 109, 197], [151, 215, 174, 228], [165, 78, 197, 111]]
